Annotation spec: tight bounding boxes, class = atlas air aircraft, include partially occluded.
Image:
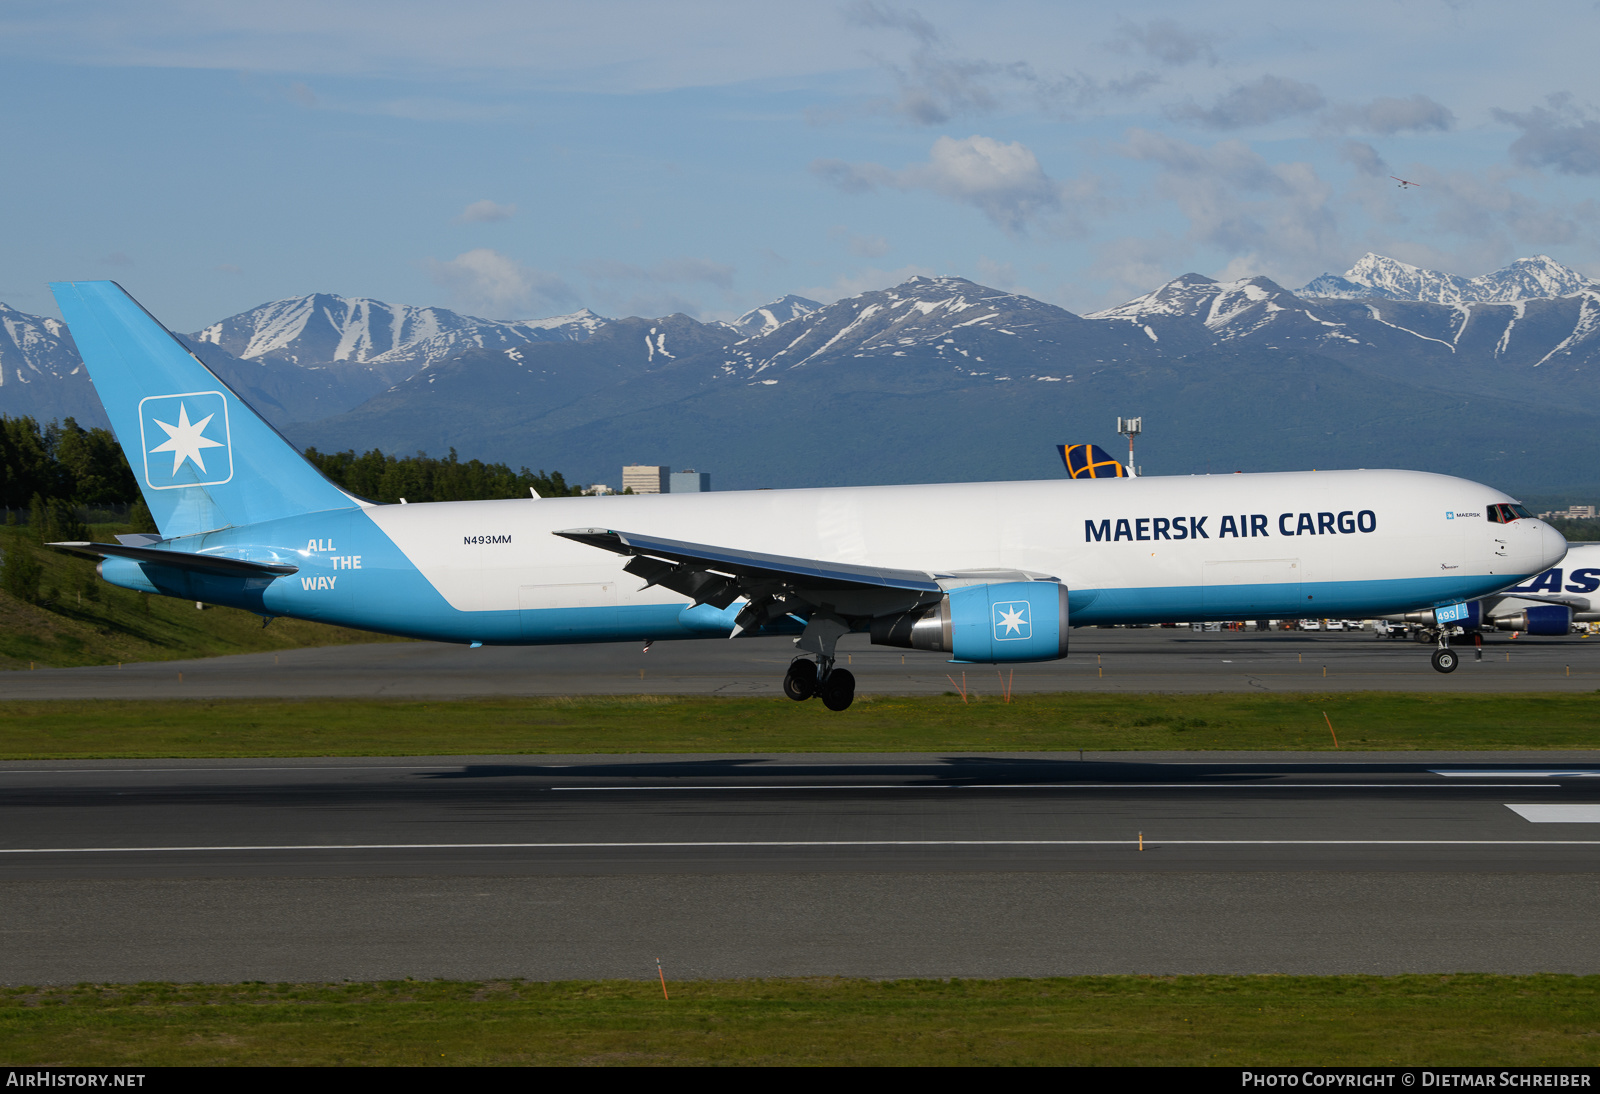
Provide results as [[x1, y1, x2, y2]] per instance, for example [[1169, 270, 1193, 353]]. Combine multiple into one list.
[[1386, 540, 1600, 638], [48, 281, 1568, 709]]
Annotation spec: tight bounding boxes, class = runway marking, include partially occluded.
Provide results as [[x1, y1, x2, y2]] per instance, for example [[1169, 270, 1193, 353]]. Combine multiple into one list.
[[959, 783, 1554, 789], [551, 784, 955, 791], [550, 783, 1556, 791], [0, 766, 466, 774], [3, 839, 1600, 854], [1436, 770, 1600, 778], [1506, 804, 1600, 823]]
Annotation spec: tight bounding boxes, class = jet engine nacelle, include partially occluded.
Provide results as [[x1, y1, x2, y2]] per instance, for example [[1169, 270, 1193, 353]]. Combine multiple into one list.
[[869, 581, 1069, 663], [1386, 601, 1483, 629], [1491, 605, 1573, 635]]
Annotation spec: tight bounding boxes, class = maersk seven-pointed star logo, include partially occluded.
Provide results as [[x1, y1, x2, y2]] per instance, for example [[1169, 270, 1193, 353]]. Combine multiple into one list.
[[138, 392, 233, 490], [992, 600, 1031, 642]]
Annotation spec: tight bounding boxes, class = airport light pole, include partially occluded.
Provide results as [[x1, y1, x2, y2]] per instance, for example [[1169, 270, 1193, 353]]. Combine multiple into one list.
[[1117, 416, 1142, 477]]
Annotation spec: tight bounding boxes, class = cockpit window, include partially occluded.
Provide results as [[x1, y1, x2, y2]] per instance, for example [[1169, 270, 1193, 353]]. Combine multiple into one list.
[[1488, 505, 1505, 523], [1491, 503, 1533, 522], [1510, 503, 1534, 520]]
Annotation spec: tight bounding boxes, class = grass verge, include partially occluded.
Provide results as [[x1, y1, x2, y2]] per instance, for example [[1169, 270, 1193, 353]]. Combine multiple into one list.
[[2, 975, 1597, 1066], [0, 526, 407, 670], [0, 692, 1597, 758]]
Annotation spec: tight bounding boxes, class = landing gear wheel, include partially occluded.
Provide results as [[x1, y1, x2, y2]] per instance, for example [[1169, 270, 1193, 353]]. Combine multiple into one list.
[[818, 668, 856, 711], [783, 658, 818, 701], [1431, 647, 1459, 674], [1413, 630, 1432, 644]]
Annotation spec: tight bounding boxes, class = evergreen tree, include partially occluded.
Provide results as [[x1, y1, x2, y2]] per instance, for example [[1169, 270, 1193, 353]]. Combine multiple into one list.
[[0, 537, 42, 604]]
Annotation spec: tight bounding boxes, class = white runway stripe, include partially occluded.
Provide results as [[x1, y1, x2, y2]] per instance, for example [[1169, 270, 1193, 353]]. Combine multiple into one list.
[[551, 783, 1554, 790], [1506, 804, 1600, 823], [1436, 770, 1600, 778], [3, 839, 1600, 854]]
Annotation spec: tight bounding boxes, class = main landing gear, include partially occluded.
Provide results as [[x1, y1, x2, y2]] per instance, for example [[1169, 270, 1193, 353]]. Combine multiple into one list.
[[784, 657, 856, 711], [783, 612, 856, 711]]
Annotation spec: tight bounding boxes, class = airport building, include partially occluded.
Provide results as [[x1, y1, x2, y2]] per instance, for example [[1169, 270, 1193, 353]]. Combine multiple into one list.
[[671, 469, 710, 493], [622, 464, 669, 494]]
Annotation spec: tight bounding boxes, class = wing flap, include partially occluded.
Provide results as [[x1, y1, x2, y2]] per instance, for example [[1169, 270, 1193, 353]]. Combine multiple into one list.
[[554, 528, 942, 593]]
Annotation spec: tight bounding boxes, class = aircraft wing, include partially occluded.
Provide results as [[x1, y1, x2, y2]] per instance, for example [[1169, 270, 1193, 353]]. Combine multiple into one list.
[[48, 541, 300, 577], [1483, 591, 1592, 613], [554, 526, 944, 636]]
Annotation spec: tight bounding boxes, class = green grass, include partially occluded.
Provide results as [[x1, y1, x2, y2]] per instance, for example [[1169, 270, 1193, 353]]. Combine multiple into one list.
[[2, 975, 1597, 1066], [0, 691, 1596, 758], [0, 526, 407, 670]]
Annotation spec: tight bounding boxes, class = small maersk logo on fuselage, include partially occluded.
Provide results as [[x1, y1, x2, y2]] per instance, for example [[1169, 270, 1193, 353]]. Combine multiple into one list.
[[138, 391, 232, 491]]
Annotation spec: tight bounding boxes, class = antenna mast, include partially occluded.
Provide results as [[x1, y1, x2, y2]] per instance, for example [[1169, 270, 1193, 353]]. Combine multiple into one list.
[[1116, 416, 1142, 477]]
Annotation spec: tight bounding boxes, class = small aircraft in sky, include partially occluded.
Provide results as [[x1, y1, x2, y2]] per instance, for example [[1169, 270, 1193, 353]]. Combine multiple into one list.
[[45, 282, 1569, 705], [1391, 176, 1421, 189]]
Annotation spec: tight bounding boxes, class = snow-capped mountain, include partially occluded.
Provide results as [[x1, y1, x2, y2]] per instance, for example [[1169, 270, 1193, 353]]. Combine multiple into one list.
[[730, 295, 821, 339], [0, 302, 108, 426], [192, 294, 608, 377], [14, 260, 1600, 494], [716, 276, 1141, 381], [1086, 273, 1364, 352], [1300, 253, 1600, 304]]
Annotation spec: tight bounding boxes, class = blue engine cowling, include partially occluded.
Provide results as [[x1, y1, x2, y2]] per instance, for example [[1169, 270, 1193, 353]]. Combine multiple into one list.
[[869, 581, 1069, 663], [1493, 604, 1573, 635]]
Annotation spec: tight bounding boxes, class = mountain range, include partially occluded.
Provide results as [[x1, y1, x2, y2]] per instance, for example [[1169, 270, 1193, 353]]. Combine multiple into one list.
[[4, 254, 1600, 496]]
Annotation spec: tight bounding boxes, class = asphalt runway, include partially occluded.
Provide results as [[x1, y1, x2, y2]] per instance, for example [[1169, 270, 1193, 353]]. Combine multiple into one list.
[[6, 627, 1599, 699], [6, 751, 1600, 983]]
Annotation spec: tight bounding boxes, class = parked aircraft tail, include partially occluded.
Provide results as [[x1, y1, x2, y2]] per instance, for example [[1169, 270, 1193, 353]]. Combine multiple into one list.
[[1057, 443, 1126, 478], [48, 281, 359, 539]]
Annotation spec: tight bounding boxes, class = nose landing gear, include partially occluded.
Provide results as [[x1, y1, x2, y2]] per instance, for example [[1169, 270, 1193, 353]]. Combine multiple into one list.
[[1430, 623, 1464, 673]]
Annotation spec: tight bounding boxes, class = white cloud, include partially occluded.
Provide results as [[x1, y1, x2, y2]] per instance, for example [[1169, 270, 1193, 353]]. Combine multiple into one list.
[[1339, 140, 1390, 177], [814, 135, 1081, 235], [1495, 94, 1600, 176], [424, 248, 578, 319], [1109, 19, 1217, 67], [842, 0, 939, 46], [455, 199, 516, 223], [1325, 94, 1454, 135], [1117, 129, 1340, 285], [1166, 75, 1326, 130]]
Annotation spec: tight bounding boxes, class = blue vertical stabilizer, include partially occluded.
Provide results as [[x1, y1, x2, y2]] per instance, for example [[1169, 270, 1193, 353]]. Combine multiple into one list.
[[48, 281, 359, 538]]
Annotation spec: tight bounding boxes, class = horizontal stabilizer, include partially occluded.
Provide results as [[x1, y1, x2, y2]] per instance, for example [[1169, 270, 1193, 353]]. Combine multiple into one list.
[[554, 528, 941, 593], [48, 541, 299, 577]]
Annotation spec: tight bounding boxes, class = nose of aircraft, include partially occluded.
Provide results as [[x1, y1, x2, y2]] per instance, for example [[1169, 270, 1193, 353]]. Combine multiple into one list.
[[1538, 520, 1569, 570]]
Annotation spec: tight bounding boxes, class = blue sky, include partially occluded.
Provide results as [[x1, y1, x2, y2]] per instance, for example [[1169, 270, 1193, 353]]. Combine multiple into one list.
[[4, 0, 1600, 330]]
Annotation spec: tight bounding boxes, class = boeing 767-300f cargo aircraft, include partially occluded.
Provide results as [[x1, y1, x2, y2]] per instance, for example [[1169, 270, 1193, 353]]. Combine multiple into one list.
[[46, 282, 1567, 709]]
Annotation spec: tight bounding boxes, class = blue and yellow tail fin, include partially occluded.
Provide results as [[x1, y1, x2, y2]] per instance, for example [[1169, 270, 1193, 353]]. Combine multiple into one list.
[[49, 281, 359, 538], [1058, 443, 1126, 478]]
